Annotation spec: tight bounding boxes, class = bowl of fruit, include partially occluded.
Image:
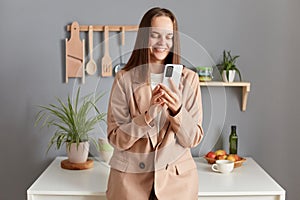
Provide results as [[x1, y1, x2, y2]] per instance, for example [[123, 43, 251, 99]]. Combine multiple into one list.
[[204, 150, 246, 168]]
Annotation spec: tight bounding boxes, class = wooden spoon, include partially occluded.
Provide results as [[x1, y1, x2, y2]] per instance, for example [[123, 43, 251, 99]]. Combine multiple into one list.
[[86, 25, 97, 75], [101, 26, 112, 77]]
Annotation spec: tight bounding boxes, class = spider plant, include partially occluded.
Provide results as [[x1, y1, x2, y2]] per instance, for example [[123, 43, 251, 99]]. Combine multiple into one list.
[[35, 87, 106, 153]]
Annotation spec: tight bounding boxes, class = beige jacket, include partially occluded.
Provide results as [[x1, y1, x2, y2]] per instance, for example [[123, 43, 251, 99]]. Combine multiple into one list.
[[106, 65, 204, 200]]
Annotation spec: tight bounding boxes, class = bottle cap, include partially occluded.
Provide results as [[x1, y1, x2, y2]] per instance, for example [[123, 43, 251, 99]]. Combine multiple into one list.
[[231, 125, 237, 130]]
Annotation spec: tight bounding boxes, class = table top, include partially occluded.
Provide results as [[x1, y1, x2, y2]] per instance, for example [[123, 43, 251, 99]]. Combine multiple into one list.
[[27, 157, 110, 196], [27, 157, 285, 197], [195, 157, 285, 197]]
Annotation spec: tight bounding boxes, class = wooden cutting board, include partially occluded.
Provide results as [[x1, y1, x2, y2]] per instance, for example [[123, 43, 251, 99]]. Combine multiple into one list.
[[65, 21, 85, 83], [61, 159, 94, 170]]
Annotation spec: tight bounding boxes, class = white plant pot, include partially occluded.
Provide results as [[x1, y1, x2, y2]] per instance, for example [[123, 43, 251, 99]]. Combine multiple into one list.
[[222, 70, 236, 82], [67, 141, 89, 163]]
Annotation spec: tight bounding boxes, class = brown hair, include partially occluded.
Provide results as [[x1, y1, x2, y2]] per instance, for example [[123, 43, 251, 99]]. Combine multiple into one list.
[[123, 7, 180, 71]]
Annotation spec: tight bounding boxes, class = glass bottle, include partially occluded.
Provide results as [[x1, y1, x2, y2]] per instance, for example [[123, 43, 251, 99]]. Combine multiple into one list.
[[229, 125, 238, 154]]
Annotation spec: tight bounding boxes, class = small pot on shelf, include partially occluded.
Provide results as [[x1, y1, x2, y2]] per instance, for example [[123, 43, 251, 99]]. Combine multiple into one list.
[[217, 50, 242, 83], [222, 70, 236, 82]]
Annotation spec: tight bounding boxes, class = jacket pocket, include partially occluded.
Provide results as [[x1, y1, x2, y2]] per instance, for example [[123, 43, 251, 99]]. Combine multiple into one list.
[[109, 151, 128, 172], [174, 158, 197, 175]]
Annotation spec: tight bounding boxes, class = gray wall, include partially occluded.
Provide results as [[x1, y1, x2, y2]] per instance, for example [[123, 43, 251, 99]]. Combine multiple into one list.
[[1, 0, 299, 199]]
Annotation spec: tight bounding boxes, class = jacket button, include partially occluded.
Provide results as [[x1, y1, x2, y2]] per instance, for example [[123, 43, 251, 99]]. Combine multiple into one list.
[[139, 162, 145, 169]]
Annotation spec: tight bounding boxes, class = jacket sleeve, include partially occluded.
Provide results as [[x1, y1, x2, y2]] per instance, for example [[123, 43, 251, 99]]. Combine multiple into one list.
[[106, 72, 154, 151], [168, 71, 204, 148]]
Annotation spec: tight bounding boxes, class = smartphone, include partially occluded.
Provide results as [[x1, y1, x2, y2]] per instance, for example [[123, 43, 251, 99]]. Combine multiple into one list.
[[162, 64, 183, 89]]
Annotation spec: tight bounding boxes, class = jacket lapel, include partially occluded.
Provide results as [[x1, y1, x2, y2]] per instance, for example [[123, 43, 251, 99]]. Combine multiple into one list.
[[132, 65, 152, 114]]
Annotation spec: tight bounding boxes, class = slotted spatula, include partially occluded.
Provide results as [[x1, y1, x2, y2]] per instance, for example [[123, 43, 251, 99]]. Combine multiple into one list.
[[101, 26, 112, 77]]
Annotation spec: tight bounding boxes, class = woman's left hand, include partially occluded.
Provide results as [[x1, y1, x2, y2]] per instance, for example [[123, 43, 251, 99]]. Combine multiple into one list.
[[159, 79, 183, 115]]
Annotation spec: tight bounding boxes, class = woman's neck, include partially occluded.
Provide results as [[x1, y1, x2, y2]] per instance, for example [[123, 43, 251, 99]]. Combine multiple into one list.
[[149, 63, 164, 74]]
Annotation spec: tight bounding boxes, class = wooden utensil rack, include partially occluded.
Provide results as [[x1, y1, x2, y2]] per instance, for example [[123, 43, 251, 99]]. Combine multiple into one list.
[[67, 25, 138, 32], [65, 23, 138, 83]]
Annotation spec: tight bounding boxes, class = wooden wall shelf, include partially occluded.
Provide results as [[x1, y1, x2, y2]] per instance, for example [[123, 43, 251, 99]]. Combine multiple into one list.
[[67, 25, 138, 32], [200, 81, 251, 111]]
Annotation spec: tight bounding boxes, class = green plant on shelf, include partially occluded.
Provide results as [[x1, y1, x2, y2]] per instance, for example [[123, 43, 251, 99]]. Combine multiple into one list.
[[217, 50, 242, 81]]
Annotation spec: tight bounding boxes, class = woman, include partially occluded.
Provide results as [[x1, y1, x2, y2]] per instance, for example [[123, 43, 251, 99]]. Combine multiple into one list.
[[106, 7, 204, 200]]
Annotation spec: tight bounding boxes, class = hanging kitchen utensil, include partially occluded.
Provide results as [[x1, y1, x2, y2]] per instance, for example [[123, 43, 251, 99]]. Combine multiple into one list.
[[121, 26, 125, 46], [65, 21, 85, 83], [101, 26, 112, 77], [86, 25, 97, 75], [114, 26, 127, 76]]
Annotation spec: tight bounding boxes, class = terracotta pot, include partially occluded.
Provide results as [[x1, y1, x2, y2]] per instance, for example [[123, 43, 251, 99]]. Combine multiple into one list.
[[67, 141, 89, 163], [222, 70, 236, 82]]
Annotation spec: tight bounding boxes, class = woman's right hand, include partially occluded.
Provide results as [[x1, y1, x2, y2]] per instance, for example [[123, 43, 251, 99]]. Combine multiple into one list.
[[145, 85, 166, 123]]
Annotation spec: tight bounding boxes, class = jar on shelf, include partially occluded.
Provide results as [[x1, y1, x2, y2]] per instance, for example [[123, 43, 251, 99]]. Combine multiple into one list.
[[196, 66, 213, 82]]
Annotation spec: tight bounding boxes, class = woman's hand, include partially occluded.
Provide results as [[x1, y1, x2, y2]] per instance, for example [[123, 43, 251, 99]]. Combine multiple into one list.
[[145, 85, 166, 123], [159, 79, 183, 115]]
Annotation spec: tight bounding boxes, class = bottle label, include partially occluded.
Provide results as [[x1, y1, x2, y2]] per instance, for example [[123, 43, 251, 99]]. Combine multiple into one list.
[[230, 136, 238, 154]]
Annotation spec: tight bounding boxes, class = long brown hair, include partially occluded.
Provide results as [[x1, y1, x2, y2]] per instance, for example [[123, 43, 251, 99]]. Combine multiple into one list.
[[123, 7, 180, 71]]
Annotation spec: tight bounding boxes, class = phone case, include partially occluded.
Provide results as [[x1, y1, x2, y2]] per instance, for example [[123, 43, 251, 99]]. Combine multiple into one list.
[[162, 64, 183, 89]]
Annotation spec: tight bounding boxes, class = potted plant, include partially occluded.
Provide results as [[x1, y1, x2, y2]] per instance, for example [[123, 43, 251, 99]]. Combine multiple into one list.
[[217, 50, 242, 82], [35, 87, 106, 163]]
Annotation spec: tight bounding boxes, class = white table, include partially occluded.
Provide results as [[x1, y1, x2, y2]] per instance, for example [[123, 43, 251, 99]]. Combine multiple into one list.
[[27, 157, 285, 200], [195, 157, 285, 200], [27, 157, 109, 200]]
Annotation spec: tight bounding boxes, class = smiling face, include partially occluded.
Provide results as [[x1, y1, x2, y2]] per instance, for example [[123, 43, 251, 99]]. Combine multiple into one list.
[[123, 8, 180, 71], [149, 16, 174, 64]]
